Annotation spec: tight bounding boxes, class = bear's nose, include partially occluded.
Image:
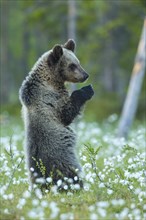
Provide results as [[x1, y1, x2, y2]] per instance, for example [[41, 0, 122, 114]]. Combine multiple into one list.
[[83, 72, 89, 80]]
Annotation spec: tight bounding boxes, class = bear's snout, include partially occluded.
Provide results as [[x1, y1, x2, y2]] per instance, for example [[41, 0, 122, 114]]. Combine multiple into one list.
[[82, 71, 89, 82]]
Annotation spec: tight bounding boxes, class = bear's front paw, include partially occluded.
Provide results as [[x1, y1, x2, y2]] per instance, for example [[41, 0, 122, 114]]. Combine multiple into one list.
[[81, 85, 94, 100], [71, 85, 94, 105]]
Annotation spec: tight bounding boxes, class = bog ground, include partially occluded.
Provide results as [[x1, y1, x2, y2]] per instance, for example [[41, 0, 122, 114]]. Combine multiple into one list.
[[0, 115, 146, 220]]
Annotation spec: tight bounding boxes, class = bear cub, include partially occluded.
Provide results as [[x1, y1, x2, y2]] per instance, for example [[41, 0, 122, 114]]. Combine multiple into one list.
[[19, 39, 94, 190]]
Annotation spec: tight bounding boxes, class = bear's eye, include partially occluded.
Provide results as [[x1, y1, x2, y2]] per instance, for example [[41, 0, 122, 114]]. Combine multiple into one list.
[[68, 63, 77, 71]]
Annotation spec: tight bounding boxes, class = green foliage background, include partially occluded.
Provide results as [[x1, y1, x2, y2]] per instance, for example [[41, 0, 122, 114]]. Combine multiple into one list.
[[0, 0, 145, 121]]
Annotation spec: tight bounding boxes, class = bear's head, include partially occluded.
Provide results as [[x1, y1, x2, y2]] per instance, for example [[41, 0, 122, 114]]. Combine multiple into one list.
[[46, 39, 89, 83]]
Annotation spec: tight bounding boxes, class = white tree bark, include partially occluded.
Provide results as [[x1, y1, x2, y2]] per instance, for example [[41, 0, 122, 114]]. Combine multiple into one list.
[[118, 18, 146, 138]]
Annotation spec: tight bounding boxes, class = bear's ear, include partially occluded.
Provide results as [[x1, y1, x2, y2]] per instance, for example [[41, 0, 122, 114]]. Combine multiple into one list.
[[64, 39, 76, 52], [47, 45, 63, 66], [52, 45, 63, 61]]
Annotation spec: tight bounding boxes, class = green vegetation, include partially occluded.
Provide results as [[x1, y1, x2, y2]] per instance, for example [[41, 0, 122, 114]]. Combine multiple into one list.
[[1, 0, 145, 120], [0, 116, 145, 219], [1, 1, 145, 218]]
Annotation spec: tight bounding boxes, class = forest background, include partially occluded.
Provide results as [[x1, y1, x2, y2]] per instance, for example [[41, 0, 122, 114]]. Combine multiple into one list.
[[0, 0, 145, 122]]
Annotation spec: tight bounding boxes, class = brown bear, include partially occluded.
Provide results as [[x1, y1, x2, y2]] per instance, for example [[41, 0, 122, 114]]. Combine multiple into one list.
[[19, 39, 94, 190]]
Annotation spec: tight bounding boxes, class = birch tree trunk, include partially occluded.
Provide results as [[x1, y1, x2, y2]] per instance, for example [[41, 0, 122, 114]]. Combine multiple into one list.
[[118, 18, 146, 138]]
